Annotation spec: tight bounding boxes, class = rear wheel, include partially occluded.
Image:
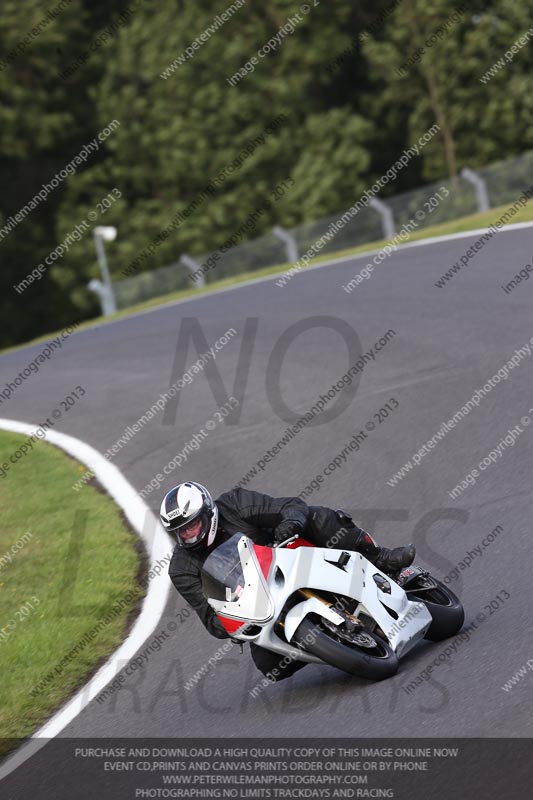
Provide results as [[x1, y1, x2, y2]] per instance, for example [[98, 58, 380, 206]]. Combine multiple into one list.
[[404, 574, 464, 641], [292, 615, 399, 681]]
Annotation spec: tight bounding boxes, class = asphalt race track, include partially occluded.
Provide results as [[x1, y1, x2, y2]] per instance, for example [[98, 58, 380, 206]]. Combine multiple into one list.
[[2, 227, 532, 748]]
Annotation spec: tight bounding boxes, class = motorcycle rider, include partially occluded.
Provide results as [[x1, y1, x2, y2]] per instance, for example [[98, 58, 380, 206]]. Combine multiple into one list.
[[162, 481, 415, 682]]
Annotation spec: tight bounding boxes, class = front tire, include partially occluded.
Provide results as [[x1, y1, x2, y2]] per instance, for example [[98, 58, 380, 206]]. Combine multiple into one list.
[[405, 575, 464, 641], [292, 615, 399, 681]]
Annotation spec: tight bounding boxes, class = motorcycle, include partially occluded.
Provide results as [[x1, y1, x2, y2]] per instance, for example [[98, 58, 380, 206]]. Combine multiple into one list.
[[201, 533, 465, 680]]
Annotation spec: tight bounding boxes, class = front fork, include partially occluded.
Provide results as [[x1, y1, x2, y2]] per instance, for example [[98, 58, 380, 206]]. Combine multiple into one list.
[[280, 588, 371, 643], [298, 588, 364, 624]]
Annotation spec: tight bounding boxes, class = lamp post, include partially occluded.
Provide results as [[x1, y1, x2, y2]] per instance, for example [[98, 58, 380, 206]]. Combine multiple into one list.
[[91, 226, 117, 315]]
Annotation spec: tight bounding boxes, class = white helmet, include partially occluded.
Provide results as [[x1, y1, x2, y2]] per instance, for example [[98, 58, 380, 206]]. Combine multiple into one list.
[[159, 481, 218, 549]]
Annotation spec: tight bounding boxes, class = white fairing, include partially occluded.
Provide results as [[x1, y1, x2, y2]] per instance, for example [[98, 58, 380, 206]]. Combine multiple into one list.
[[206, 536, 432, 664], [277, 547, 431, 657], [208, 538, 274, 622]]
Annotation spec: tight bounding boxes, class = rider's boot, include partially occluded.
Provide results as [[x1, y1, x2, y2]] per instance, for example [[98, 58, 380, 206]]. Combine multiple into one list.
[[352, 529, 415, 573]]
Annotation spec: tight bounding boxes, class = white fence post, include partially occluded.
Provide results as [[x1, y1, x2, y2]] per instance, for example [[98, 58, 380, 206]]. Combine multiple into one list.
[[369, 198, 395, 239], [180, 255, 205, 287], [461, 167, 490, 212], [272, 225, 299, 263]]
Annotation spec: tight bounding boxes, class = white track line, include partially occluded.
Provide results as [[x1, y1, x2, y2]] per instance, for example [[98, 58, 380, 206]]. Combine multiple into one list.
[[6, 221, 533, 351], [71, 221, 533, 327], [0, 419, 173, 779], [271, 220, 533, 285]]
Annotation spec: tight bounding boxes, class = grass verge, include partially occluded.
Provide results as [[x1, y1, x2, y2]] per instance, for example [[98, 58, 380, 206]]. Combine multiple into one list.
[[3, 199, 533, 355], [0, 430, 145, 755]]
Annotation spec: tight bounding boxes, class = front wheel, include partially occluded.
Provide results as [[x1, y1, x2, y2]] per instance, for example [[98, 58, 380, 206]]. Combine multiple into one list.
[[292, 615, 399, 681], [404, 573, 464, 641]]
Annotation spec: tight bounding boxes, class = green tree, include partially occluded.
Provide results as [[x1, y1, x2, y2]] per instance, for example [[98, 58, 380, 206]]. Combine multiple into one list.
[[54, 0, 378, 293], [361, 0, 533, 180], [0, 0, 92, 348], [1, 0, 532, 347]]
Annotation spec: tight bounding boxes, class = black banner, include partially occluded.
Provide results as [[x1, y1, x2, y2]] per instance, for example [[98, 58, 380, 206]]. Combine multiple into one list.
[[0, 738, 531, 799]]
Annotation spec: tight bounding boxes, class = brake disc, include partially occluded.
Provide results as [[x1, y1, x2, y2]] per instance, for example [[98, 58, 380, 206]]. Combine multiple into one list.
[[322, 619, 376, 648], [349, 631, 376, 648]]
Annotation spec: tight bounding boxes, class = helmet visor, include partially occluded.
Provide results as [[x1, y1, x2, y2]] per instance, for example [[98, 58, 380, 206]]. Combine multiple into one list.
[[174, 511, 211, 548]]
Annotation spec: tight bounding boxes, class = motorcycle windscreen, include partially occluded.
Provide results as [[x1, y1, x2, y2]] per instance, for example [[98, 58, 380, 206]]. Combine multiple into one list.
[[201, 534, 273, 622], [202, 535, 246, 602]]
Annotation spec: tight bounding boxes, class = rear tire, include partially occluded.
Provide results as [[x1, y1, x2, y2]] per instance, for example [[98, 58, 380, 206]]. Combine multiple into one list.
[[405, 577, 464, 641], [292, 615, 399, 681]]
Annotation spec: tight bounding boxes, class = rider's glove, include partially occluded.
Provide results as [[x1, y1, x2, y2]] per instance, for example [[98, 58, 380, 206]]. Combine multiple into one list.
[[274, 519, 304, 545]]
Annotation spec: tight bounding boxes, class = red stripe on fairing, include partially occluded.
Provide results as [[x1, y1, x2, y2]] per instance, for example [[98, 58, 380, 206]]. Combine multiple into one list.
[[253, 544, 274, 579], [286, 537, 314, 549], [217, 615, 245, 634]]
